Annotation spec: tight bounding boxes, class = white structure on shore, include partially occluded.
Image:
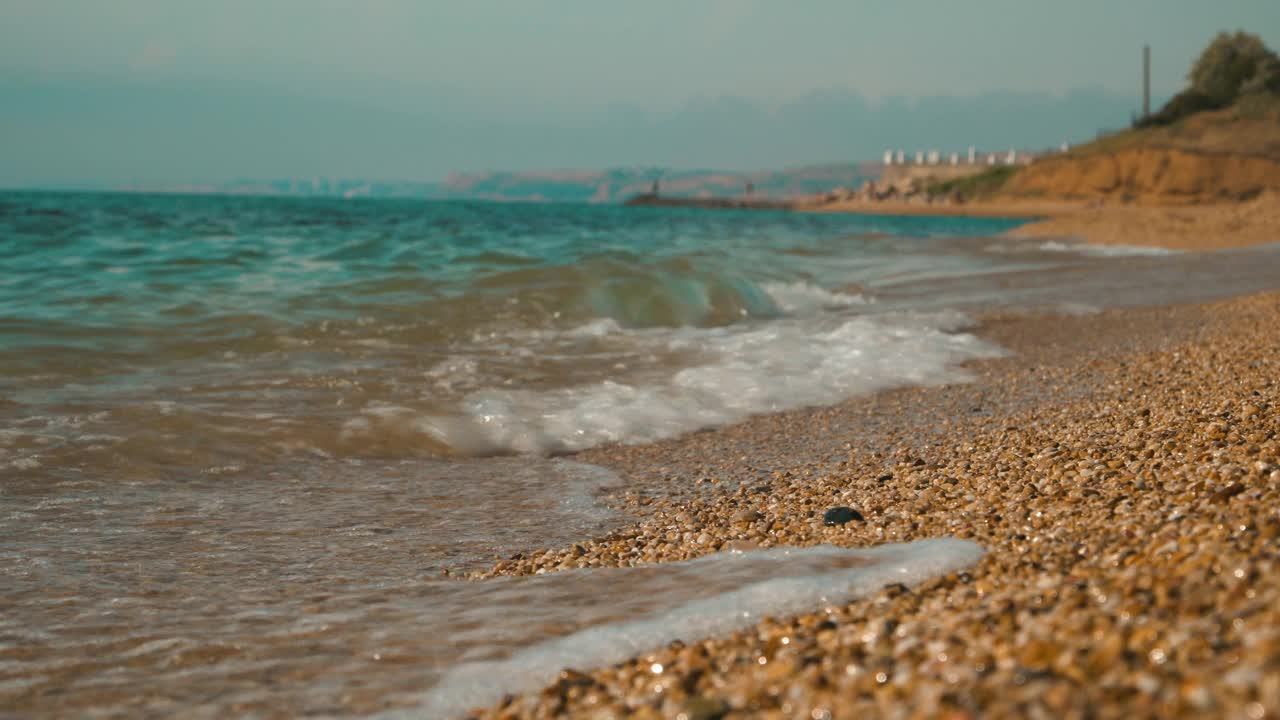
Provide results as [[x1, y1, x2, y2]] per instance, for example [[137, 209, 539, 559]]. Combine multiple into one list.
[[881, 145, 1042, 167]]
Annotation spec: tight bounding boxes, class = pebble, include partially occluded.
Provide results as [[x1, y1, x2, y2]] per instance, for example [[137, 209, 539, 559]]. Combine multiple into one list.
[[822, 506, 864, 526]]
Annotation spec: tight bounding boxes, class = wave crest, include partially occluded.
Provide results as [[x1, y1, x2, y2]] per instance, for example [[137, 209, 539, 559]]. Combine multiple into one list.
[[371, 311, 1004, 455]]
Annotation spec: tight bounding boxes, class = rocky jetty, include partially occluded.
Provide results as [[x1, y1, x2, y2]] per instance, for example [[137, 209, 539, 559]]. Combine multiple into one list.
[[623, 194, 796, 211]]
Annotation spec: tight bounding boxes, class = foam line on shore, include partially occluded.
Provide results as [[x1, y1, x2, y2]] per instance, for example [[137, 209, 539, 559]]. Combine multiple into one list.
[[394, 537, 983, 718]]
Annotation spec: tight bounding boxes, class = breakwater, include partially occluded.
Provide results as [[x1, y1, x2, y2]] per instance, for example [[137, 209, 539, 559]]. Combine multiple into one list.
[[622, 193, 796, 211]]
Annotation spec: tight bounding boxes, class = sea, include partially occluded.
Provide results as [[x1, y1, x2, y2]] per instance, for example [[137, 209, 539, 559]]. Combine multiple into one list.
[[4, 192, 1280, 716]]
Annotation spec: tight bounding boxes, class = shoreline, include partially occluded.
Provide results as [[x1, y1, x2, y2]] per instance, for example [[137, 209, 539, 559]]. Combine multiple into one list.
[[801, 197, 1073, 220], [824, 191, 1280, 251], [1007, 190, 1280, 250], [629, 191, 1280, 251], [471, 288, 1280, 718], [809, 192, 1280, 251]]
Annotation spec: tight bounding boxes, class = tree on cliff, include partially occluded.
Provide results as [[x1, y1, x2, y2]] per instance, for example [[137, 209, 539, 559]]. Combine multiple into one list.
[[1241, 53, 1280, 96], [1139, 31, 1278, 127], [1189, 31, 1277, 104]]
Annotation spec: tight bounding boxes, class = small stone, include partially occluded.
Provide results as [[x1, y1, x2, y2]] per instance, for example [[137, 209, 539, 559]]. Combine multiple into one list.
[[678, 695, 730, 720], [1258, 517, 1280, 540], [732, 509, 763, 525], [823, 506, 864, 526], [1017, 640, 1058, 671], [556, 669, 595, 689], [1211, 482, 1246, 503]]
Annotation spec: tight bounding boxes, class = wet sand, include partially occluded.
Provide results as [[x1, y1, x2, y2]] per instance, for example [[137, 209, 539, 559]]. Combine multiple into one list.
[[471, 289, 1280, 718]]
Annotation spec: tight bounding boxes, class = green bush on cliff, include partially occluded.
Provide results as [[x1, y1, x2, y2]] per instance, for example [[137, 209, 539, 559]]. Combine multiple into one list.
[[926, 165, 1018, 201], [1242, 54, 1280, 96], [1138, 31, 1279, 128], [1138, 90, 1226, 127]]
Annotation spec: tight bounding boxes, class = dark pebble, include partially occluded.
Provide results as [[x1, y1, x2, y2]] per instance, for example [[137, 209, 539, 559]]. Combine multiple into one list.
[[823, 506, 864, 525]]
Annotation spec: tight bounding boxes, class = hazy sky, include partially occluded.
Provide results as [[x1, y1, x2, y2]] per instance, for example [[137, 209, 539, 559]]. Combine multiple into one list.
[[2, 1, 1278, 185]]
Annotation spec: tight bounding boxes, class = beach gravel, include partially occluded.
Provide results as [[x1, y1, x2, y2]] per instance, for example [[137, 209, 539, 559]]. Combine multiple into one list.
[[468, 291, 1280, 719]]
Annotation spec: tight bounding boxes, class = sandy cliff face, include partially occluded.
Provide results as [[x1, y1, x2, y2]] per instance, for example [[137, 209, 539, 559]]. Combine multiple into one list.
[[1003, 147, 1280, 204]]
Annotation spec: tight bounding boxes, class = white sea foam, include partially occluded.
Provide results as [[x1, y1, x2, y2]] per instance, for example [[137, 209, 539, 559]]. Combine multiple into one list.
[[416, 311, 1004, 454], [1054, 302, 1102, 316], [1036, 240, 1177, 257], [565, 317, 624, 337], [388, 537, 984, 719], [984, 239, 1178, 258], [761, 281, 869, 314]]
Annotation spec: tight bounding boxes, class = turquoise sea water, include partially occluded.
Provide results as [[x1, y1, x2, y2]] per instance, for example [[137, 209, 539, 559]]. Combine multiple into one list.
[[0, 192, 1030, 471], [2, 193, 1025, 332]]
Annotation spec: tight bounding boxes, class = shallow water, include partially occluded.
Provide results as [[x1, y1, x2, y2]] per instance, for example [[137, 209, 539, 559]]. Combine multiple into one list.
[[5, 192, 1280, 715], [3, 531, 981, 718]]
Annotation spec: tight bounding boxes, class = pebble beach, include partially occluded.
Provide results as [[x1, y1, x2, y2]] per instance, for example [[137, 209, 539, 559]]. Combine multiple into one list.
[[470, 271, 1280, 717], [6, 194, 1279, 718]]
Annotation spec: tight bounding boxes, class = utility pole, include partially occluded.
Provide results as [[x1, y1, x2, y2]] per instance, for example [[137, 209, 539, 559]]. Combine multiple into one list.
[[1143, 45, 1151, 119]]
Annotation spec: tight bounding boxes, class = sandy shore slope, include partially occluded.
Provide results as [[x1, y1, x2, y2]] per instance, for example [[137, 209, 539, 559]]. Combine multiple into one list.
[[470, 291, 1280, 719], [806, 191, 1280, 251], [1009, 191, 1280, 250]]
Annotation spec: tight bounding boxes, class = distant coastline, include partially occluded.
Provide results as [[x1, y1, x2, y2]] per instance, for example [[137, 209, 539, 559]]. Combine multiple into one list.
[[622, 189, 1059, 220], [622, 193, 793, 211]]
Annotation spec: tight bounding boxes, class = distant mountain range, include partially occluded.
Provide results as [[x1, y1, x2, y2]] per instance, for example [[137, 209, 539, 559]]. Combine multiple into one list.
[[84, 164, 876, 204], [64, 178, 434, 199], [3, 74, 1149, 189]]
